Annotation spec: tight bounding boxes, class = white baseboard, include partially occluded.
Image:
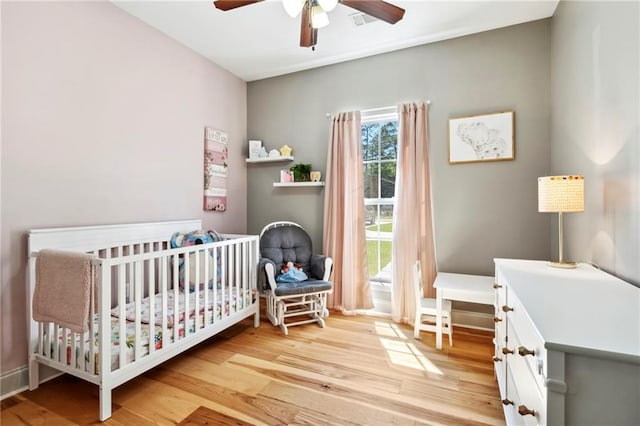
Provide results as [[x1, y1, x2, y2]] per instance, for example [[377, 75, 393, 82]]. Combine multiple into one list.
[[0, 367, 28, 400], [451, 309, 494, 331], [366, 302, 494, 332], [371, 287, 494, 331], [1, 364, 62, 401]]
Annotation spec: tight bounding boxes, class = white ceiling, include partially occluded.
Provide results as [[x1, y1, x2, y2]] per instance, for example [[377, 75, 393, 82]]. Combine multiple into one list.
[[113, 0, 559, 82]]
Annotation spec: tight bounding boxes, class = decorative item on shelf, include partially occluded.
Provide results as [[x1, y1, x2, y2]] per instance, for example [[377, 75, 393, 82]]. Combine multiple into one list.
[[268, 149, 281, 158], [279, 144, 293, 157], [249, 140, 263, 159], [259, 147, 268, 157], [290, 163, 312, 182], [310, 171, 322, 182], [280, 170, 294, 183], [538, 175, 584, 268]]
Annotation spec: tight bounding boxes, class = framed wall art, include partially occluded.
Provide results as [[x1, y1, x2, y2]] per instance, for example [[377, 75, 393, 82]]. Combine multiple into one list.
[[203, 127, 228, 212], [448, 110, 515, 164]]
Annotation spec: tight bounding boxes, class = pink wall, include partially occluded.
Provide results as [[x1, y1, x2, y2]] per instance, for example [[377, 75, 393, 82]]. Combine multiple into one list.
[[1, 1, 247, 373]]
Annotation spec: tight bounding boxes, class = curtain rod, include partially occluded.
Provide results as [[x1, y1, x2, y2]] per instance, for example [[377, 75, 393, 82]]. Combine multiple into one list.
[[325, 100, 431, 118]]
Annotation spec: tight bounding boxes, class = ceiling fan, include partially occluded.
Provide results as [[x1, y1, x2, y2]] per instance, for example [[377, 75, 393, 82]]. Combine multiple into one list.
[[213, 0, 405, 49]]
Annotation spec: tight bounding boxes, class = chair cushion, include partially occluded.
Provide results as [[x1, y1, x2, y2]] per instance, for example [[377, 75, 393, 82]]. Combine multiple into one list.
[[261, 225, 313, 272], [274, 279, 332, 296]]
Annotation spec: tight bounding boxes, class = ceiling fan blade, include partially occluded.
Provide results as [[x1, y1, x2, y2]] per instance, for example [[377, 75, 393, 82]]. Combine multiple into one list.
[[340, 0, 405, 25], [299, 1, 318, 48], [213, 0, 264, 12]]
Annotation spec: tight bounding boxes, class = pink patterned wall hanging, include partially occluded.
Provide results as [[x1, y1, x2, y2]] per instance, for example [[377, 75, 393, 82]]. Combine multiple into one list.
[[203, 127, 228, 212]]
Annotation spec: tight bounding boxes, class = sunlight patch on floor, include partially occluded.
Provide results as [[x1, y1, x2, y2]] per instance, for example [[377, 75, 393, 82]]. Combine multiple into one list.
[[374, 321, 443, 374], [374, 321, 406, 338]]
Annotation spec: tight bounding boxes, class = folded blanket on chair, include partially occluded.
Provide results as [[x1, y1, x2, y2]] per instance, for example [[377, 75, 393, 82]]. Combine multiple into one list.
[[33, 249, 94, 333]]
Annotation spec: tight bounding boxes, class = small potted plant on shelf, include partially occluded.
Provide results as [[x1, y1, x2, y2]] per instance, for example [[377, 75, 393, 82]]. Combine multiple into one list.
[[289, 163, 312, 182]]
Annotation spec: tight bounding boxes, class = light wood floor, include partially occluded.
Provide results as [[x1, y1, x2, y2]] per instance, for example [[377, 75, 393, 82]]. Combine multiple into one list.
[[1, 311, 505, 425]]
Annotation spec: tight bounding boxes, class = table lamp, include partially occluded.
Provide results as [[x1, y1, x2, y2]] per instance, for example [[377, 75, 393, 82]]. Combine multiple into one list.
[[538, 175, 584, 268]]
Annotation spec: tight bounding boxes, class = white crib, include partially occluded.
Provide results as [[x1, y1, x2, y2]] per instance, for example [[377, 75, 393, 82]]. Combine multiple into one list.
[[27, 220, 259, 421]]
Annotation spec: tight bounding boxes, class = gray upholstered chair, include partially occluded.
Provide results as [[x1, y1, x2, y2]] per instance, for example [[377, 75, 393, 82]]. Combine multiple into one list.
[[258, 221, 333, 335]]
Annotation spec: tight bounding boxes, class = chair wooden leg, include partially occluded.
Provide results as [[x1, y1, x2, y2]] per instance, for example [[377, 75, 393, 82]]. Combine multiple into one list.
[[413, 314, 421, 339]]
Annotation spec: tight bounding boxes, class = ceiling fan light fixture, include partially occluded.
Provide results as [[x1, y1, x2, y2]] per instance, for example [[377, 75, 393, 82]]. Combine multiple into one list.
[[283, 0, 305, 18], [311, 4, 329, 28], [318, 0, 338, 12]]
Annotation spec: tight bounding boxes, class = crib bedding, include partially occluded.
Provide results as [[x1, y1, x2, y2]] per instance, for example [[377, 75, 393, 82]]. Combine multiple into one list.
[[50, 287, 252, 372], [110, 287, 250, 327]]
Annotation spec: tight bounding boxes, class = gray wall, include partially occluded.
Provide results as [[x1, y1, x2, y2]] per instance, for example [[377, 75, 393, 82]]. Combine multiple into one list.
[[247, 19, 552, 276], [551, 1, 639, 285]]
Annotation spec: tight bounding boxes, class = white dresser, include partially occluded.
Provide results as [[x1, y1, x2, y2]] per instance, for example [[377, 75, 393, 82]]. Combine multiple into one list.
[[493, 259, 640, 425]]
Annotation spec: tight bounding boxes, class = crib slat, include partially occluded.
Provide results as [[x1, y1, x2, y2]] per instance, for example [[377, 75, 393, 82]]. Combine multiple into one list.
[[172, 255, 180, 342], [52, 323, 59, 363], [242, 241, 248, 308], [99, 258, 111, 402], [44, 322, 52, 361], [161, 255, 169, 349], [127, 244, 134, 302], [204, 247, 210, 326], [79, 330, 85, 371], [148, 256, 156, 356], [212, 247, 218, 323], [184, 253, 191, 337], [86, 254, 98, 374], [222, 246, 227, 319], [118, 262, 126, 370], [37, 322, 43, 357], [89, 265, 96, 375], [235, 243, 241, 312], [194, 249, 200, 332], [134, 260, 142, 361], [70, 329, 77, 369]]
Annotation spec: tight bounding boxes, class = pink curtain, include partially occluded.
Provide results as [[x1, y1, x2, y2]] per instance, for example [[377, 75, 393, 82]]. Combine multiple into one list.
[[323, 111, 373, 313], [391, 102, 436, 324]]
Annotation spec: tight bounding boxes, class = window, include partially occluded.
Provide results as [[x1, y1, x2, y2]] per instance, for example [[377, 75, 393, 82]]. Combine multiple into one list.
[[362, 107, 398, 286]]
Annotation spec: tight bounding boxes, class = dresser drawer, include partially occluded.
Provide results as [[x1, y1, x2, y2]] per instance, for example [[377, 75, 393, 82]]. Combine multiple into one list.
[[503, 289, 547, 396], [506, 355, 546, 426]]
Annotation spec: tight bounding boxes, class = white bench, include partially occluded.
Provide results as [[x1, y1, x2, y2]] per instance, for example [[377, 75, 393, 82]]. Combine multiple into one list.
[[434, 272, 495, 349]]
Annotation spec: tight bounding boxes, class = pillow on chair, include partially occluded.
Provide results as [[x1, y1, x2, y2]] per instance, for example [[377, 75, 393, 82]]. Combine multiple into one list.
[[276, 262, 308, 282]]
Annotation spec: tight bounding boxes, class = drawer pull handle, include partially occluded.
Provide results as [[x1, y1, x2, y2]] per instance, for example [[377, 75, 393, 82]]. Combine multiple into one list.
[[518, 346, 535, 357], [518, 405, 536, 416], [492, 356, 502, 362], [502, 347, 514, 355], [501, 399, 514, 406], [493, 283, 503, 289], [493, 316, 502, 323], [502, 305, 514, 312]]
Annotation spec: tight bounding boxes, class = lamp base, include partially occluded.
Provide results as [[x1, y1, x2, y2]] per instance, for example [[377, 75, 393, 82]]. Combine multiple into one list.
[[547, 261, 577, 269]]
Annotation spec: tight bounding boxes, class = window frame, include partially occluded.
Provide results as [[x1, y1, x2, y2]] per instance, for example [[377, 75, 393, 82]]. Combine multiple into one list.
[[361, 107, 398, 285]]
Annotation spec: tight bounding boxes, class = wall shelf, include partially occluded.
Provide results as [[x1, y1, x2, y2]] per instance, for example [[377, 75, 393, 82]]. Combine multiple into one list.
[[246, 156, 294, 163], [273, 182, 325, 187]]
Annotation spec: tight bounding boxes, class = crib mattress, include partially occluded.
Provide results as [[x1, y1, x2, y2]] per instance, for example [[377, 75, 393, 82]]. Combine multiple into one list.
[[46, 288, 252, 373]]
